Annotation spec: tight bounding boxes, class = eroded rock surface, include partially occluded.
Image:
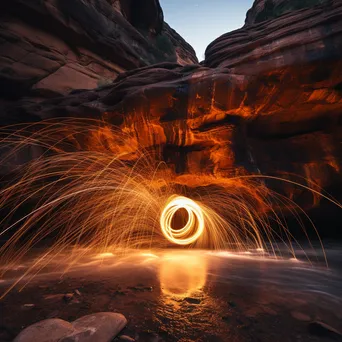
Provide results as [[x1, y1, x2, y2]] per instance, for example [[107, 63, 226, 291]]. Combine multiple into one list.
[[1, 1, 342, 230], [0, 0, 197, 100], [205, 0, 342, 71], [244, 0, 333, 26], [6, 57, 342, 209]]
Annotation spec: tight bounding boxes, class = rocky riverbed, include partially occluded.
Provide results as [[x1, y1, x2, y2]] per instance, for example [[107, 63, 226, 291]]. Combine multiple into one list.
[[1, 247, 342, 341]]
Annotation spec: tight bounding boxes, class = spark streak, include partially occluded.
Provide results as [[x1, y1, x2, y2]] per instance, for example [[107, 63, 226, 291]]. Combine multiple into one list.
[[0, 118, 339, 298]]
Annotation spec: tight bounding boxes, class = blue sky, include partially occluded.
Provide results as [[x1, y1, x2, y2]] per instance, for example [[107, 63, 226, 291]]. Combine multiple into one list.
[[159, 0, 253, 60]]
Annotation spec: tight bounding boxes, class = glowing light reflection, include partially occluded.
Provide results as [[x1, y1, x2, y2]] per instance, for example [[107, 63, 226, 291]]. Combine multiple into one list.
[[159, 253, 207, 298]]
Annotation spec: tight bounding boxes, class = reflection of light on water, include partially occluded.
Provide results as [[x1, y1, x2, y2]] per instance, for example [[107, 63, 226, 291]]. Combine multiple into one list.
[[1, 248, 311, 299], [92, 252, 115, 259], [209, 250, 265, 260], [209, 249, 303, 264], [140, 253, 159, 259], [159, 253, 207, 299]]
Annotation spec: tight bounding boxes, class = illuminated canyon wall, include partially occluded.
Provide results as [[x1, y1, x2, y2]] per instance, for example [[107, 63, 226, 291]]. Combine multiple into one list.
[[1, 0, 342, 227]]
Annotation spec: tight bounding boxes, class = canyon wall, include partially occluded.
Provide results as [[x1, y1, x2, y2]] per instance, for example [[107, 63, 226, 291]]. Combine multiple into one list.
[[244, 0, 332, 26], [0, 0, 197, 100], [1, 0, 342, 232]]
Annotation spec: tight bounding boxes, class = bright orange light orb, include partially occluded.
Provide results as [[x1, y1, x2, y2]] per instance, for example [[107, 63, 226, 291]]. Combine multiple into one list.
[[160, 196, 204, 245]]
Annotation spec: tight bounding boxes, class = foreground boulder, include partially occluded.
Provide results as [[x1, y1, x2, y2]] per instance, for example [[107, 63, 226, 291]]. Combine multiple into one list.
[[14, 319, 75, 342], [14, 312, 127, 342]]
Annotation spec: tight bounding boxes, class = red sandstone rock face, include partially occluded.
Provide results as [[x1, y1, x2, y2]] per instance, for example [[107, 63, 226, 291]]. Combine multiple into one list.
[[119, 0, 164, 34], [0, 0, 198, 100], [244, 0, 332, 26], [205, 0, 342, 72], [7, 58, 342, 206], [1, 0, 342, 230]]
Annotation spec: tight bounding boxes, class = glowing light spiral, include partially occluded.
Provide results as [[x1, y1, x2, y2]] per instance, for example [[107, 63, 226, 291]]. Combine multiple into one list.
[[160, 196, 205, 245]]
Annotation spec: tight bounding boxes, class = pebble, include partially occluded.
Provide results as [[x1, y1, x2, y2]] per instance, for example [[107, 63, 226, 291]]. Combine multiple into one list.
[[74, 289, 81, 296], [127, 286, 153, 292], [63, 293, 74, 303], [184, 297, 201, 305], [118, 335, 135, 342]]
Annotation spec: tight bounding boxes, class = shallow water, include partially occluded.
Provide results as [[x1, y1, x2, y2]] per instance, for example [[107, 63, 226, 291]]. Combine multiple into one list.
[[1, 247, 342, 341]]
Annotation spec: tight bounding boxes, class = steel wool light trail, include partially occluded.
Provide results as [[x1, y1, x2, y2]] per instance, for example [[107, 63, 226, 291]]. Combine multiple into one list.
[[0, 118, 337, 298], [160, 196, 205, 245]]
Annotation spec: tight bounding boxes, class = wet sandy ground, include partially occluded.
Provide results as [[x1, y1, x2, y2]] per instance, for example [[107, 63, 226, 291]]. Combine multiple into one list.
[[1, 248, 342, 342]]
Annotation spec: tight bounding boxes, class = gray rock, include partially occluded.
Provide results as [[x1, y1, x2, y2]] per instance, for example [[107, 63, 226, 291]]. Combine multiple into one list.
[[14, 319, 74, 342], [63, 312, 127, 342], [14, 313, 127, 342]]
